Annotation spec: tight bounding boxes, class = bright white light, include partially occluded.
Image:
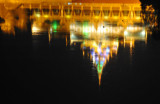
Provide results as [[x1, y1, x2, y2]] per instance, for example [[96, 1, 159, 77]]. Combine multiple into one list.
[[124, 31, 128, 36], [89, 26, 92, 32], [91, 26, 95, 32], [127, 26, 134, 31], [141, 30, 145, 36], [68, 2, 72, 5], [98, 47, 101, 54], [50, 28, 52, 32], [32, 26, 40, 32], [106, 47, 110, 53]]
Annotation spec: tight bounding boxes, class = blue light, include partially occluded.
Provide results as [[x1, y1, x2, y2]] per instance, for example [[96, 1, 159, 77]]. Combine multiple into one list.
[[106, 47, 110, 53], [106, 53, 109, 56], [96, 61, 98, 64], [91, 52, 95, 56], [100, 61, 104, 65], [96, 57, 99, 61]]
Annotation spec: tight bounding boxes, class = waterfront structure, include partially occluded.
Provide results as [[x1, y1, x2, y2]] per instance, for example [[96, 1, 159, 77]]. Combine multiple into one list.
[[0, 0, 143, 27]]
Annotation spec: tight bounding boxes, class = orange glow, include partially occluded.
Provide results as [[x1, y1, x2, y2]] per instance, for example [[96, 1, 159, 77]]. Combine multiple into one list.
[[72, 0, 141, 3]]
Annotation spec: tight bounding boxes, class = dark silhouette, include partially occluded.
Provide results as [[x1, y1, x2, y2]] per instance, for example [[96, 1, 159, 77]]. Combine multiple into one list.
[[140, 0, 160, 39], [140, 0, 160, 28]]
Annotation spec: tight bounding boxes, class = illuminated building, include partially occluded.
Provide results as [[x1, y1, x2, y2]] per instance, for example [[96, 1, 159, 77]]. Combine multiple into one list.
[[0, 0, 148, 84], [0, 0, 143, 26]]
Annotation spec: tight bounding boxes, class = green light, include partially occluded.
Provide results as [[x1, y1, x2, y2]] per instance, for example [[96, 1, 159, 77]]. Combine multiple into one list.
[[97, 64, 102, 74], [83, 21, 89, 38], [52, 21, 59, 32]]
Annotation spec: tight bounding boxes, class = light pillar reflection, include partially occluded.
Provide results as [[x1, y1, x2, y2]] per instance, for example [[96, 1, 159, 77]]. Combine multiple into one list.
[[71, 34, 119, 85], [70, 22, 148, 86]]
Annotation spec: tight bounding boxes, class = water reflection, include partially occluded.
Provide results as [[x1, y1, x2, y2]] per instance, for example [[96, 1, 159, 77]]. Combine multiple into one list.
[[67, 21, 147, 85], [0, 3, 148, 86]]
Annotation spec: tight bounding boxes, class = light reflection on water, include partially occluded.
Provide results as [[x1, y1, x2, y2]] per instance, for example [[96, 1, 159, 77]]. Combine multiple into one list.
[[0, 3, 148, 86], [1, 3, 156, 103], [46, 20, 147, 85]]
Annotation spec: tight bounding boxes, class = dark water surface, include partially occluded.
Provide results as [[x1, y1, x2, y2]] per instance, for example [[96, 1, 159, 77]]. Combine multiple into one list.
[[1, 12, 160, 104]]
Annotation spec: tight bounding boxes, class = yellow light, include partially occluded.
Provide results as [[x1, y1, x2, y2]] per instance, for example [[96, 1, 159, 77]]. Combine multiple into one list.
[[35, 14, 40, 17], [104, 16, 108, 19], [66, 15, 71, 18], [123, 17, 128, 19], [94, 16, 100, 19], [93, 42, 97, 47], [113, 16, 118, 19], [113, 41, 119, 46], [44, 15, 49, 18], [135, 17, 141, 19], [32, 26, 40, 33]]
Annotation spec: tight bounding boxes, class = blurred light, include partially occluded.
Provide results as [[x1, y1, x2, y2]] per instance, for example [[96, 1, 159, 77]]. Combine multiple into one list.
[[52, 21, 58, 31], [94, 16, 100, 19], [44, 15, 49, 18], [100, 61, 104, 65], [104, 16, 108, 19], [141, 30, 145, 36], [113, 17, 118, 19], [96, 57, 99, 61], [68, 2, 72, 5], [124, 30, 128, 36], [66, 15, 71, 18], [113, 41, 119, 46], [136, 17, 141, 19], [71, 33, 76, 39], [83, 22, 89, 36], [98, 47, 101, 54], [91, 52, 95, 56], [127, 26, 134, 31], [106, 47, 110, 53], [32, 26, 39, 32], [91, 26, 95, 32], [35, 14, 40, 17], [93, 42, 97, 47], [103, 57, 105, 61], [50, 27, 52, 33]]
